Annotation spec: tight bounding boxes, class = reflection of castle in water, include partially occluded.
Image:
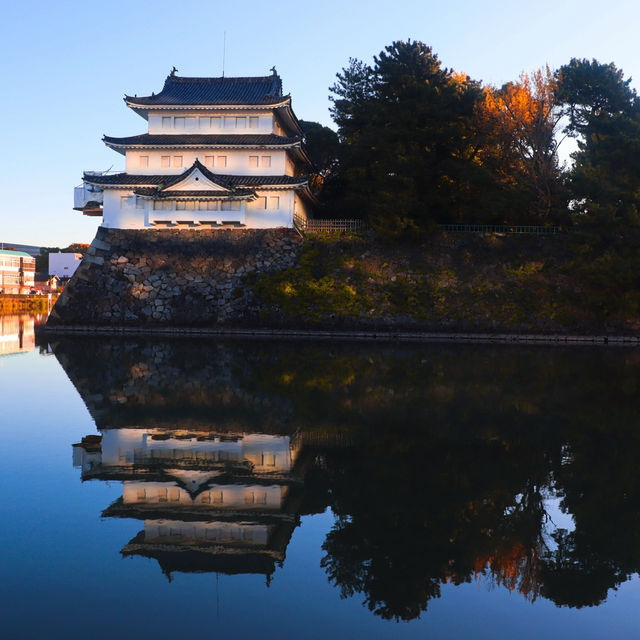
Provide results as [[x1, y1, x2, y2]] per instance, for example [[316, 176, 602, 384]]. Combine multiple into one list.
[[74, 427, 309, 579]]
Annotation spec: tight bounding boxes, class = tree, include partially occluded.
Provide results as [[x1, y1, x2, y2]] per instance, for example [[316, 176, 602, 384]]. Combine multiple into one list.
[[475, 67, 566, 223], [556, 58, 640, 233], [329, 40, 486, 237]]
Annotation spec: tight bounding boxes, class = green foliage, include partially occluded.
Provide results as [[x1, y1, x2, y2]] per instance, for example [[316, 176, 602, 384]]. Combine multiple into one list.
[[329, 40, 486, 237]]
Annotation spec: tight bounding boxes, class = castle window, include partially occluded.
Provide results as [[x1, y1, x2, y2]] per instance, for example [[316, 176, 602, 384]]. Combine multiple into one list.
[[161, 156, 170, 168], [261, 156, 271, 168], [136, 489, 146, 500], [157, 488, 168, 502], [217, 156, 227, 168], [135, 197, 145, 210], [212, 117, 222, 128], [211, 491, 223, 504], [176, 200, 195, 211], [185, 117, 197, 129], [221, 200, 241, 211], [249, 116, 259, 129], [255, 197, 267, 209], [174, 117, 185, 129], [173, 156, 183, 168], [224, 116, 235, 128], [139, 155, 149, 168], [268, 196, 280, 209], [249, 156, 259, 168], [169, 488, 180, 502], [204, 155, 214, 168], [199, 117, 211, 128], [236, 117, 246, 128], [120, 196, 132, 208], [162, 116, 172, 128], [153, 200, 173, 210]]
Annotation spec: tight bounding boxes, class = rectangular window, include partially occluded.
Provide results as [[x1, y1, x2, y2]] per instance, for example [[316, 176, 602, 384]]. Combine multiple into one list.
[[236, 117, 246, 128], [261, 156, 271, 168], [204, 155, 214, 168], [221, 200, 241, 211], [217, 155, 227, 168], [157, 488, 168, 502], [135, 197, 145, 209], [139, 155, 149, 168], [263, 453, 276, 466], [174, 117, 185, 129], [255, 196, 267, 209], [201, 492, 211, 504], [153, 200, 173, 210], [185, 116, 197, 129], [211, 491, 223, 504], [207, 201, 219, 210], [161, 155, 170, 168], [173, 156, 183, 168], [249, 155, 259, 168], [169, 488, 180, 502], [176, 201, 195, 211], [199, 116, 210, 128], [211, 116, 222, 128], [120, 196, 131, 208], [224, 116, 235, 128], [162, 116, 172, 128], [255, 491, 267, 504], [268, 196, 280, 209], [249, 116, 259, 129], [136, 488, 146, 500]]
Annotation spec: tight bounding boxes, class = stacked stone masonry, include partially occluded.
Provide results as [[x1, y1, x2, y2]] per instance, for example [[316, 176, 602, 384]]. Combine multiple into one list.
[[48, 227, 302, 326]]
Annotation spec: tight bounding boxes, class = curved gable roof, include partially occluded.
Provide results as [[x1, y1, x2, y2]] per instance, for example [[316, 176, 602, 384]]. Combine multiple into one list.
[[126, 73, 285, 106]]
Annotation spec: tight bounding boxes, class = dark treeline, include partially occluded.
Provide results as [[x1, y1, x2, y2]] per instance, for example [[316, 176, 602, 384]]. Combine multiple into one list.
[[300, 39, 640, 322], [305, 40, 640, 236]]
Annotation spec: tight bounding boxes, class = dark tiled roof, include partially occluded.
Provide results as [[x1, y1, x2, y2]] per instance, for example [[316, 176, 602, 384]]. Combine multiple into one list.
[[104, 134, 300, 147], [134, 188, 255, 198], [84, 172, 309, 187], [125, 74, 285, 106]]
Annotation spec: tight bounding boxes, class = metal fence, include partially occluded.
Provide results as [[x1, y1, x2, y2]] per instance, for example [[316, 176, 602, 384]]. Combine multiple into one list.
[[438, 224, 563, 235], [294, 215, 365, 234]]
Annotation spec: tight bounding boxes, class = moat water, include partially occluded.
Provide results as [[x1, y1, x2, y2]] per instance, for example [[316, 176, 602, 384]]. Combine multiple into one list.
[[2, 316, 640, 638]]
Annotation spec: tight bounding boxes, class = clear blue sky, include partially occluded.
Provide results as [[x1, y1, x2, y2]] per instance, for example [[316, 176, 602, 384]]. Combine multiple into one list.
[[2, 0, 640, 246]]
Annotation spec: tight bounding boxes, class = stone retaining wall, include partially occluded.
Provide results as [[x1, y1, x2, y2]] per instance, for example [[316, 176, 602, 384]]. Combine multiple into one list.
[[48, 227, 302, 326]]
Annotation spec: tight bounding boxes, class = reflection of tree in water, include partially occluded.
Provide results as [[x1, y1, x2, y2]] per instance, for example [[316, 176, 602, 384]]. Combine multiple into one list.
[[54, 338, 640, 621]]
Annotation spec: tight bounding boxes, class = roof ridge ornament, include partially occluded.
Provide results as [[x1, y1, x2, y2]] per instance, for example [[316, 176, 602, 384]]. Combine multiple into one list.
[[170, 66, 178, 78], [270, 66, 277, 76]]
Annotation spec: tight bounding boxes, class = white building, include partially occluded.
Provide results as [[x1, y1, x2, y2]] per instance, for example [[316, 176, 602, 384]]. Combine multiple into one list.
[[48, 252, 83, 278], [74, 69, 315, 229]]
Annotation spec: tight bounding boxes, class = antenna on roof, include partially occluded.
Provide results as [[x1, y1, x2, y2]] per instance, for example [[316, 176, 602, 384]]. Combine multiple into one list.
[[222, 31, 226, 77]]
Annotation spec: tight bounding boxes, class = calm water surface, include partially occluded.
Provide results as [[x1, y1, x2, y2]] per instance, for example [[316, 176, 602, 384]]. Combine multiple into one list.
[[2, 318, 640, 638]]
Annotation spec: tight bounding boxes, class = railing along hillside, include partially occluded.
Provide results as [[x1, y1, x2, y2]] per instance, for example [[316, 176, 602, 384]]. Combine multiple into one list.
[[438, 224, 562, 235], [294, 214, 364, 234]]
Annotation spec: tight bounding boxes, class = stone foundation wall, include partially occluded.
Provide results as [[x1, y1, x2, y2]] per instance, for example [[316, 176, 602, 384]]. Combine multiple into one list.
[[48, 227, 302, 326]]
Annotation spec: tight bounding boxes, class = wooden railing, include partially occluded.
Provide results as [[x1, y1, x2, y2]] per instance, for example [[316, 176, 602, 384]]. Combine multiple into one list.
[[294, 214, 365, 234], [438, 224, 563, 235]]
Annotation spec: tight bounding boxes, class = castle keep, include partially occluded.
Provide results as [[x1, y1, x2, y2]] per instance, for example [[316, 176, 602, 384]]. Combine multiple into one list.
[[74, 69, 315, 229]]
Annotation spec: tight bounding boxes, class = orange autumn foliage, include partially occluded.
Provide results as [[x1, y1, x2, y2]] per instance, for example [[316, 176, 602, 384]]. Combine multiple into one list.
[[476, 66, 563, 219]]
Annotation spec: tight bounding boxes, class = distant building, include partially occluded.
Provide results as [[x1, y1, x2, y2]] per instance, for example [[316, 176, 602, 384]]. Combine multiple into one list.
[[74, 69, 315, 229], [48, 252, 83, 278], [0, 249, 35, 294]]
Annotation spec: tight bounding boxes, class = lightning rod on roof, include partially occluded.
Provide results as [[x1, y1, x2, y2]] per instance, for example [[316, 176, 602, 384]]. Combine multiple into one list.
[[222, 31, 226, 77]]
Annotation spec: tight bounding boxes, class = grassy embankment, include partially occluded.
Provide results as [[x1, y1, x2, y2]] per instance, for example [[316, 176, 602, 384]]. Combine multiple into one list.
[[246, 232, 637, 334], [0, 294, 56, 315]]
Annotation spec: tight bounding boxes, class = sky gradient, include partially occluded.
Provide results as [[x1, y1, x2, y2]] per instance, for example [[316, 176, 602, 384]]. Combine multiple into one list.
[[2, 0, 640, 246]]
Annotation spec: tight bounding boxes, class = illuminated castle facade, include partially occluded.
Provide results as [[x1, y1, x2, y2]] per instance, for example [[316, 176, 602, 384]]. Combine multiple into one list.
[[74, 69, 314, 229]]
